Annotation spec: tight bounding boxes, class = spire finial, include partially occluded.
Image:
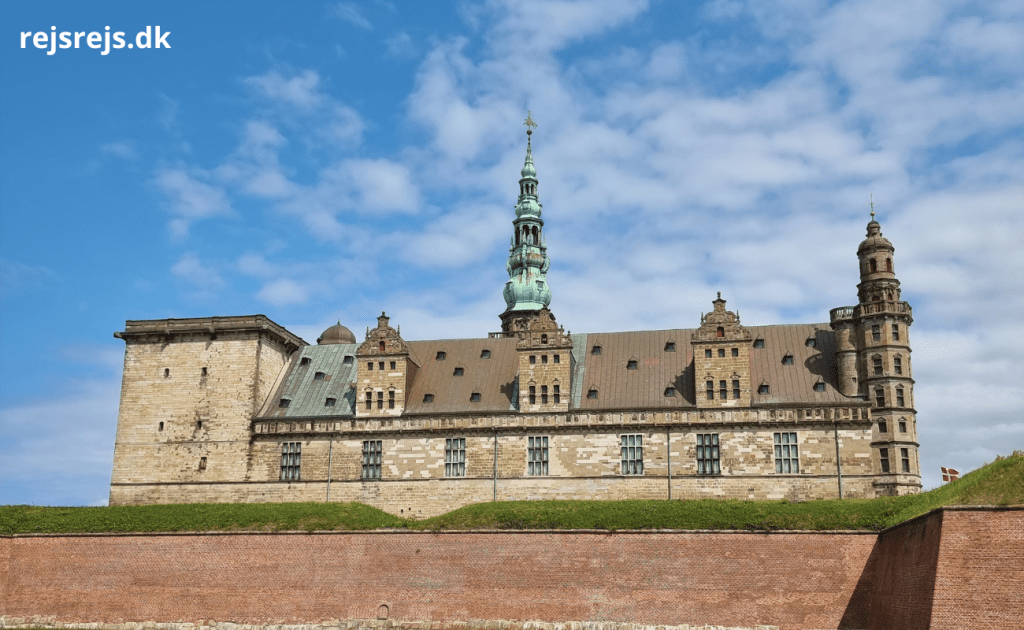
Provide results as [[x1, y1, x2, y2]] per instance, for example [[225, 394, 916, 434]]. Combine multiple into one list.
[[869, 194, 875, 220], [524, 110, 537, 135]]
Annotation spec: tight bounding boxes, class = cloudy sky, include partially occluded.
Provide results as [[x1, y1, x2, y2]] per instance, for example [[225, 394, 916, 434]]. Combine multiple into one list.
[[2, 0, 1022, 506]]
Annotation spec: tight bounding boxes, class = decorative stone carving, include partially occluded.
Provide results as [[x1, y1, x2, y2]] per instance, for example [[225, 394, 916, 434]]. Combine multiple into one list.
[[693, 293, 752, 342], [356, 312, 408, 356]]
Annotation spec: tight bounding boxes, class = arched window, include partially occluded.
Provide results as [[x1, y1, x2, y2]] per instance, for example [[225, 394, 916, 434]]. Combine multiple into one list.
[[716, 326, 725, 338], [870, 258, 878, 272], [886, 258, 892, 272], [379, 341, 385, 352]]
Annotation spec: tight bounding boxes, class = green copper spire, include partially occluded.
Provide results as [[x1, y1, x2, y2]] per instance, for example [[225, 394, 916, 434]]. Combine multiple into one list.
[[500, 113, 552, 333]]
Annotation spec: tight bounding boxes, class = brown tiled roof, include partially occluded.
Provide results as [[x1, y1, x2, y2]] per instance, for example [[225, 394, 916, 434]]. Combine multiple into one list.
[[256, 323, 852, 419]]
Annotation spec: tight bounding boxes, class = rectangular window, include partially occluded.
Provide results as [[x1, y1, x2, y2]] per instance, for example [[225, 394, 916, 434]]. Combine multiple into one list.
[[899, 420, 907, 433], [367, 362, 374, 371], [718, 348, 725, 358], [705, 349, 712, 358], [541, 385, 548, 403], [896, 387, 905, 407], [280, 442, 301, 481], [901, 448, 910, 473], [892, 325, 900, 341], [719, 380, 727, 399], [879, 420, 888, 434], [365, 392, 372, 410], [343, 355, 354, 364], [325, 397, 336, 407], [875, 388, 885, 407], [314, 371, 326, 381], [541, 354, 548, 364], [706, 380, 714, 400], [390, 361, 396, 370], [696, 434, 720, 475], [198, 456, 207, 471], [553, 354, 560, 363], [894, 357, 903, 374], [774, 432, 799, 473], [528, 436, 549, 476], [873, 356, 883, 375], [880, 448, 890, 473], [362, 440, 382, 479], [377, 391, 384, 410], [529, 355, 536, 364], [753, 339, 765, 349], [378, 361, 385, 370], [758, 384, 769, 395], [529, 385, 536, 404], [445, 438, 466, 477], [732, 379, 740, 399], [621, 434, 643, 475], [872, 325, 881, 342], [731, 347, 739, 357], [388, 390, 395, 409], [553, 384, 561, 404]]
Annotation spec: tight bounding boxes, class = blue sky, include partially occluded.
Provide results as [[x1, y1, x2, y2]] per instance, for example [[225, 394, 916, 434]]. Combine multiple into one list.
[[2, 0, 1022, 506]]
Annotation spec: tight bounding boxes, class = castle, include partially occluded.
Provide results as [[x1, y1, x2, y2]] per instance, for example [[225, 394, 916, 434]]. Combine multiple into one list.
[[110, 118, 921, 516]]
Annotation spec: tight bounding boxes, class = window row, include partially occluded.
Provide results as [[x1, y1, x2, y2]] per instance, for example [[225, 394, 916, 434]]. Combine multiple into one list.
[[870, 323, 902, 342], [300, 355, 355, 367], [873, 386, 910, 408], [877, 418, 911, 434], [366, 361, 398, 371], [871, 354, 906, 376], [704, 348, 740, 358], [276, 432, 804, 481], [879, 447, 912, 473], [528, 354, 561, 364], [528, 384, 561, 404], [436, 350, 493, 360]]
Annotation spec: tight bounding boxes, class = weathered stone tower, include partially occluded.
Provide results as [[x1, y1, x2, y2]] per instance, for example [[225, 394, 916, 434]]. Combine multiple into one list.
[[692, 294, 753, 409], [514, 306, 574, 412], [831, 208, 921, 495], [355, 312, 414, 417]]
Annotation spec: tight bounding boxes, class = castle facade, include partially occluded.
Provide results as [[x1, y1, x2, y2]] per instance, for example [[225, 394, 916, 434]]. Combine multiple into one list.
[[110, 122, 921, 516]]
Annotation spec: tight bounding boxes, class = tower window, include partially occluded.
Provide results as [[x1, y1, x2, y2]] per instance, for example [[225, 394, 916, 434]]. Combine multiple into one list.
[[870, 258, 878, 272], [343, 355, 353, 364], [733, 380, 741, 398], [873, 356, 883, 376], [875, 387, 885, 407], [591, 345, 602, 355], [758, 384, 769, 395], [732, 347, 739, 357], [314, 371, 326, 381], [718, 348, 725, 358], [164, 368, 170, 378], [664, 387, 675, 397], [782, 354, 794, 365], [901, 448, 910, 473], [872, 325, 881, 342], [880, 448, 890, 473], [886, 258, 893, 272], [896, 387, 905, 407], [665, 342, 676, 352], [378, 361, 385, 370], [719, 380, 728, 399], [436, 351, 446, 360], [390, 361, 396, 370], [388, 390, 395, 409], [814, 382, 825, 392], [705, 349, 712, 359], [201, 367, 208, 376], [541, 385, 548, 403], [470, 392, 481, 403], [481, 349, 491, 359], [894, 357, 903, 374], [300, 357, 311, 366], [197, 420, 202, 429], [367, 362, 374, 371], [541, 355, 548, 364], [423, 393, 434, 403], [706, 380, 714, 400], [453, 367, 464, 376], [529, 385, 536, 404], [553, 384, 560, 404], [627, 359, 638, 370], [377, 391, 384, 409], [553, 354, 560, 363], [878, 420, 888, 434], [587, 389, 598, 399], [325, 397, 336, 407], [892, 325, 900, 341], [530, 355, 536, 364], [753, 339, 765, 349], [899, 419, 907, 433], [279, 398, 290, 408]]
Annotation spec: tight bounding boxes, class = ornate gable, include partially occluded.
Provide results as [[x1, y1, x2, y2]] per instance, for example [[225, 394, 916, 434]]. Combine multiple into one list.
[[515, 306, 573, 350], [356, 312, 408, 356], [693, 293, 751, 342]]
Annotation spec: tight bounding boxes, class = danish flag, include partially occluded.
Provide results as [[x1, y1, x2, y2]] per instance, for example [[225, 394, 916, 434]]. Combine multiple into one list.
[[941, 466, 960, 482]]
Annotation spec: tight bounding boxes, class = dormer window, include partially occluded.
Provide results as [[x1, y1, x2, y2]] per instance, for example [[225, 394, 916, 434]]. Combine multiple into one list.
[[279, 398, 290, 408], [587, 388, 598, 399], [300, 357, 311, 366], [665, 341, 676, 352], [325, 397, 337, 407], [453, 367, 464, 376], [626, 359, 638, 370], [343, 355, 353, 364], [814, 382, 825, 392], [805, 338, 816, 348], [470, 392, 481, 403], [664, 387, 676, 397], [436, 351, 446, 361], [423, 393, 434, 403], [758, 384, 769, 395], [591, 345, 602, 355], [753, 338, 765, 349], [314, 371, 326, 381], [481, 349, 491, 359], [782, 354, 794, 365]]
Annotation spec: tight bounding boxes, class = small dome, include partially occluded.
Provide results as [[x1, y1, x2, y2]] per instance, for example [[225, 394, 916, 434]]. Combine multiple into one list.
[[858, 220, 893, 254], [317, 321, 356, 345]]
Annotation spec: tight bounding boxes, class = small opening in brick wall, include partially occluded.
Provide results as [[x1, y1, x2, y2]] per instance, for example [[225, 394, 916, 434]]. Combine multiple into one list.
[[159, 421, 164, 431], [199, 456, 207, 471], [377, 604, 389, 620]]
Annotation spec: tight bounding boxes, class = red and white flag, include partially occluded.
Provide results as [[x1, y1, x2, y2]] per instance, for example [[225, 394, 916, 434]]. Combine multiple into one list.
[[941, 466, 959, 482]]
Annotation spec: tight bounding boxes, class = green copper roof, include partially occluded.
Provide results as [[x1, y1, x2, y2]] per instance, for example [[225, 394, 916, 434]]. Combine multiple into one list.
[[503, 121, 553, 313]]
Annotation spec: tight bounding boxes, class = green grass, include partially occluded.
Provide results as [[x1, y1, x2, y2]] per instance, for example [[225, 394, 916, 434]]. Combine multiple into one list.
[[3, 452, 1020, 536]]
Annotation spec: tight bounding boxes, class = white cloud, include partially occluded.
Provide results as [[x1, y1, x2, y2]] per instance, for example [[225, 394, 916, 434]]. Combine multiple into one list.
[[257, 278, 309, 306], [332, 2, 373, 30], [101, 141, 138, 159], [171, 252, 225, 293], [154, 167, 232, 237], [384, 31, 417, 59], [245, 69, 324, 111]]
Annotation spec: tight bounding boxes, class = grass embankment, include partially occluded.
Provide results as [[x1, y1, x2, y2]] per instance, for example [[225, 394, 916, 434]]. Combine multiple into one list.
[[3, 452, 1021, 536]]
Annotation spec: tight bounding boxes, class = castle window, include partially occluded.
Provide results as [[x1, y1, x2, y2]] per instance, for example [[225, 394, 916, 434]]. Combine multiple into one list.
[[314, 371, 326, 381], [454, 367, 464, 376], [627, 359, 638, 370], [814, 382, 825, 393], [470, 392, 481, 402], [553, 384, 561, 404], [753, 338, 765, 349], [587, 388, 598, 399], [541, 354, 548, 364], [529, 385, 536, 404], [901, 448, 910, 473], [553, 354, 560, 364], [805, 338, 816, 348], [705, 349, 713, 359], [872, 325, 881, 342], [718, 348, 726, 358], [706, 380, 714, 400], [528, 436, 549, 476], [377, 391, 384, 410], [199, 456, 207, 472], [664, 387, 675, 397], [782, 354, 794, 365], [197, 420, 202, 430], [445, 438, 466, 477], [592, 345, 602, 355], [388, 390, 395, 409], [481, 349, 491, 359], [325, 397, 336, 407], [878, 420, 887, 434], [541, 385, 548, 403], [873, 356, 883, 376], [390, 361, 396, 370], [719, 380, 728, 399], [894, 357, 903, 374], [378, 361, 385, 370], [774, 432, 800, 473], [696, 434, 720, 475], [733, 380, 741, 398], [732, 347, 739, 357], [367, 362, 374, 371], [875, 387, 885, 407], [365, 392, 372, 410], [280, 442, 300, 481], [665, 341, 676, 352], [880, 448, 890, 473], [343, 355, 353, 364], [541, 334, 548, 345], [362, 440, 382, 479], [899, 419, 907, 433], [530, 355, 536, 364], [300, 357, 311, 366], [870, 258, 878, 272], [436, 351, 446, 360], [159, 421, 164, 431], [621, 434, 644, 475], [379, 341, 385, 352], [716, 327, 724, 338], [201, 367, 208, 377], [886, 258, 893, 272], [279, 398, 290, 408], [758, 384, 770, 395], [423, 393, 434, 403], [896, 387, 905, 407], [164, 368, 170, 378], [892, 324, 900, 341]]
